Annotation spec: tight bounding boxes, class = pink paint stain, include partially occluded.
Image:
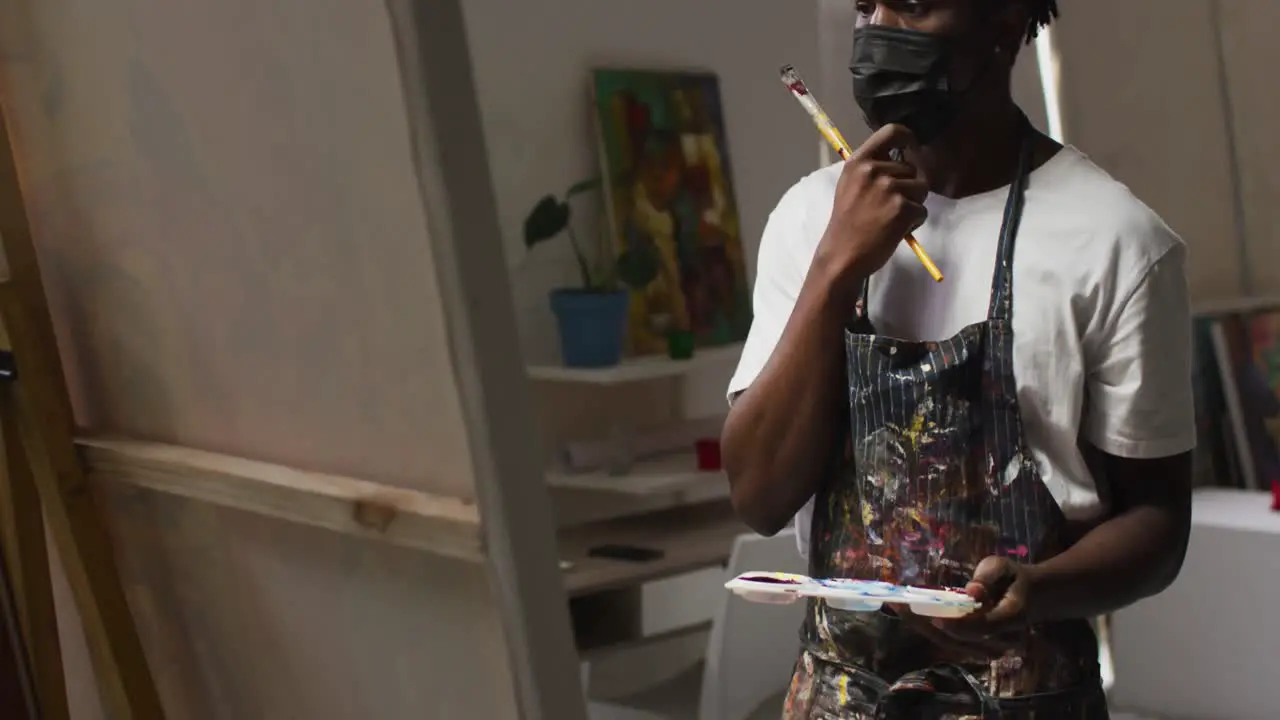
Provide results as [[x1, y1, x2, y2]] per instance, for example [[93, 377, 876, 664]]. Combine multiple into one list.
[[1001, 544, 1030, 559]]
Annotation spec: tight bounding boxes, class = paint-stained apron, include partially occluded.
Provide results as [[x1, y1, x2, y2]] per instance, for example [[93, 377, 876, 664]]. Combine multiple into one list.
[[784, 122, 1108, 719]]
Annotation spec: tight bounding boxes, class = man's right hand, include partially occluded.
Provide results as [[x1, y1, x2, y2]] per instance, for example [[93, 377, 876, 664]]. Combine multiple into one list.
[[816, 123, 928, 292], [721, 127, 928, 536]]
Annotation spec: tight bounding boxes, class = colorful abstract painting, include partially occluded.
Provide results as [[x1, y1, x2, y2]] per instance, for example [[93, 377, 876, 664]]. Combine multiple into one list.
[[1191, 315, 1242, 488], [591, 69, 752, 356], [1213, 310, 1280, 491]]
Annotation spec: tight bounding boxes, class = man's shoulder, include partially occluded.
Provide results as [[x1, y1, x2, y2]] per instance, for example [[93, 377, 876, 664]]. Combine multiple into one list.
[[1034, 147, 1183, 262], [771, 162, 844, 222], [757, 163, 844, 260]]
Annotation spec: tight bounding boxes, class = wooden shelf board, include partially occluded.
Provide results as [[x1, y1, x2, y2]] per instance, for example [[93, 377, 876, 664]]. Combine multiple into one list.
[[559, 501, 744, 597], [527, 342, 742, 385], [78, 436, 485, 562], [547, 452, 730, 527], [547, 451, 726, 497], [551, 484, 729, 529]]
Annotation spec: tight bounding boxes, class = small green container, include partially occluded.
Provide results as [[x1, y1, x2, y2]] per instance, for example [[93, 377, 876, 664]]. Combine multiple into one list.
[[667, 329, 695, 360]]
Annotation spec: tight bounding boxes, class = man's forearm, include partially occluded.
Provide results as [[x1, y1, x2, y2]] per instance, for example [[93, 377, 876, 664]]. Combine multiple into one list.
[[722, 260, 857, 535], [1027, 502, 1190, 623]]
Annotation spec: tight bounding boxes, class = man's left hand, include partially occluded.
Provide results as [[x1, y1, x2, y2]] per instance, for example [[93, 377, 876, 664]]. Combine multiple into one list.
[[932, 556, 1039, 641]]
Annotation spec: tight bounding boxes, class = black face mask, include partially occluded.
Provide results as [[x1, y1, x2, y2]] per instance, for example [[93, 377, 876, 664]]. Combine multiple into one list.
[[849, 25, 963, 145]]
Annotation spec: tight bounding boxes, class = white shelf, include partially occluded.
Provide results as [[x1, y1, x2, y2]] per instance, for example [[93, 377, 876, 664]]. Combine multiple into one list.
[[546, 451, 727, 500], [1191, 487, 1280, 534], [527, 342, 743, 385]]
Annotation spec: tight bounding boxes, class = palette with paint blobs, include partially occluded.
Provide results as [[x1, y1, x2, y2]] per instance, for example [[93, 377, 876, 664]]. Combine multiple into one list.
[[724, 572, 980, 618], [721, 571, 813, 605]]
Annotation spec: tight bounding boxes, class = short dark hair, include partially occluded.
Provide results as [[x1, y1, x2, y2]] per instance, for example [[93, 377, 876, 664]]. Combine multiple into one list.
[[1023, 0, 1059, 44]]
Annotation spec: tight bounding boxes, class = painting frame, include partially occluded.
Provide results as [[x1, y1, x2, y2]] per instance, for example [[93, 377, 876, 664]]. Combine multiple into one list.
[[590, 66, 753, 357]]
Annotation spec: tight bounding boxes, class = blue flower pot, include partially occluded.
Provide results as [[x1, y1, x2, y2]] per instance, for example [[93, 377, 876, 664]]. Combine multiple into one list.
[[549, 289, 630, 368]]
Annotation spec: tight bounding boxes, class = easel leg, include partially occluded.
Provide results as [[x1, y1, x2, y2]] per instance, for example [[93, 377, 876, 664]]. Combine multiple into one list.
[[9, 390, 164, 718], [0, 544, 39, 719], [0, 292, 165, 719], [0, 389, 70, 720], [0, 96, 164, 718]]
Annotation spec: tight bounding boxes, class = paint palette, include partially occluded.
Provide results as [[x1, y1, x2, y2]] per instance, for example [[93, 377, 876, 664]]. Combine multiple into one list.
[[722, 572, 812, 605], [725, 572, 980, 618]]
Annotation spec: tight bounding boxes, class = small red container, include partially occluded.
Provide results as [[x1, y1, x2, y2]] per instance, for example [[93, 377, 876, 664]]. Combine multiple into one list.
[[695, 438, 722, 471]]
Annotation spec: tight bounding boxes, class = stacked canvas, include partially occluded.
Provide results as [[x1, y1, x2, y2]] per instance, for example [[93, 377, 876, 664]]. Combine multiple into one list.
[[1193, 298, 1280, 492], [1192, 313, 1243, 489]]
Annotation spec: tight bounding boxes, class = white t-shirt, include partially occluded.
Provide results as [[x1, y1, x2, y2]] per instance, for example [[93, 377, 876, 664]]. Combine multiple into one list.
[[726, 146, 1196, 557]]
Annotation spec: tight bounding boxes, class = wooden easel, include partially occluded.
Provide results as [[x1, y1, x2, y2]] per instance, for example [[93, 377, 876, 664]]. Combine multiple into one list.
[[0, 98, 166, 718], [0, 537, 39, 719]]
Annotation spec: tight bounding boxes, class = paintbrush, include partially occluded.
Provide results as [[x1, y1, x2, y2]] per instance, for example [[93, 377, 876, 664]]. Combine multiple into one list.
[[779, 64, 943, 283]]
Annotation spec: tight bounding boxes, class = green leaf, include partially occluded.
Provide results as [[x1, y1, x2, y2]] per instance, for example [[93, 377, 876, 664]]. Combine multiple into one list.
[[565, 177, 601, 199], [523, 195, 571, 248], [615, 243, 659, 290]]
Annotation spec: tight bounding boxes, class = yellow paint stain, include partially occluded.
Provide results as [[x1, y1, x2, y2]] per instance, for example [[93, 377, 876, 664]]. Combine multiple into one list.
[[900, 506, 925, 528], [902, 411, 926, 450]]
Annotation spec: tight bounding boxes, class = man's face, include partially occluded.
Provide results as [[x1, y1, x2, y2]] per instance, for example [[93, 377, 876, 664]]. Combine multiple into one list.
[[853, 0, 1027, 105], [854, 0, 969, 34]]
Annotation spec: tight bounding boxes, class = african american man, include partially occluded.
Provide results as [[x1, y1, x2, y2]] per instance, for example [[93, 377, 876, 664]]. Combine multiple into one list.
[[721, 1, 1193, 717]]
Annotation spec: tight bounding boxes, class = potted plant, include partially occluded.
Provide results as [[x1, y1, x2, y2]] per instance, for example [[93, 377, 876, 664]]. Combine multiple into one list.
[[524, 178, 658, 368]]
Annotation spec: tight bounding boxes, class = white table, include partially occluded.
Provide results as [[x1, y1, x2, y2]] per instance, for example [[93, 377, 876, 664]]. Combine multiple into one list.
[[1110, 488, 1280, 720]]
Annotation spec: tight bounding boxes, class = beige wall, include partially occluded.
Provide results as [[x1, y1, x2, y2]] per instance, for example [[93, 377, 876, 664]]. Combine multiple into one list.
[[461, 0, 824, 368], [1052, 0, 1244, 303], [1216, 0, 1280, 295]]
